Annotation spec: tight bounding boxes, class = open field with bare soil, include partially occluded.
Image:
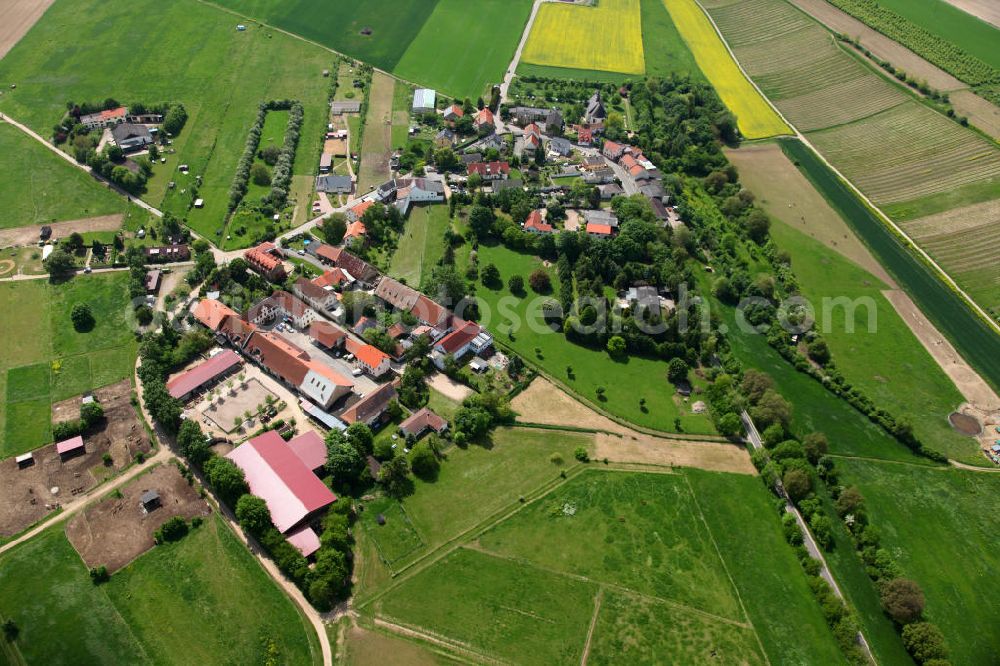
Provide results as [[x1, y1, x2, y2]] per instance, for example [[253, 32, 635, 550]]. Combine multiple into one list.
[[0, 379, 151, 538], [0, 0, 56, 59], [0, 214, 123, 249], [726, 143, 892, 283], [512, 379, 754, 474], [65, 464, 211, 571]]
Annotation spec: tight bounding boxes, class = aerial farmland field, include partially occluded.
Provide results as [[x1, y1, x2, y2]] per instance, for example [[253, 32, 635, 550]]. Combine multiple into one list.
[[0, 273, 138, 457], [662, 0, 792, 138], [209, 0, 438, 72], [836, 459, 1000, 665], [0, 0, 331, 246], [522, 0, 646, 76], [393, 0, 532, 98], [373, 469, 845, 664], [0, 123, 125, 230], [0, 516, 319, 665]]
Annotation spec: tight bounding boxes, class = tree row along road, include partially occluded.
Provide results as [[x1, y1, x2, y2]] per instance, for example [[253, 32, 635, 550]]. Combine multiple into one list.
[[741, 412, 877, 664]]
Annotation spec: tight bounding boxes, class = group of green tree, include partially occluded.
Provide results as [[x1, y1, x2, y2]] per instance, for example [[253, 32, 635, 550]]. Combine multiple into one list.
[[52, 99, 187, 194], [228, 100, 303, 213]]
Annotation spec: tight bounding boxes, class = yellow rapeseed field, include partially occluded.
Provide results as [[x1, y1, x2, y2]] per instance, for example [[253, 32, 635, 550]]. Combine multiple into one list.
[[522, 0, 645, 75], [662, 0, 792, 139]]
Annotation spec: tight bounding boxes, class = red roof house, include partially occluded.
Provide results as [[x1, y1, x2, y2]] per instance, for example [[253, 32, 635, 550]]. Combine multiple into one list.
[[523, 210, 554, 234], [192, 299, 239, 332], [467, 161, 510, 181], [227, 431, 336, 533], [398, 408, 448, 438], [286, 430, 327, 473], [244, 242, 287, 281], [166, 350, 242, 400], [473, 107, 495, 128], [309, 321, 347, 350], [56, 435, 85, 458]]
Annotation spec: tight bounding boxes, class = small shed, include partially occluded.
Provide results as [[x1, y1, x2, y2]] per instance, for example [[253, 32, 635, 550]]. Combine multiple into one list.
[[193, 198, 204, 208], [56, 435, 85, 460], [140, 489, 161, 512], [39, 225, 52, 241], [469, 357, 488, 373], [15, 452, 34, 469]]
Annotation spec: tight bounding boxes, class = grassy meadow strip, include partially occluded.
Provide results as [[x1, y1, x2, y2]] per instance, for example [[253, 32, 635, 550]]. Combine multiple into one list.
[[779, 138, 1000, 395]]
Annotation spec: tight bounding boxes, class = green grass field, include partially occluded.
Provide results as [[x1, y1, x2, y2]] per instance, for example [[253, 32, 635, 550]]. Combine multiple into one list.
[[360, 427, 591, 577], [0, 0, 331, 247], [717, 298, 928, 464], [0, 516, 318, 665], [393, 0, 533, 99], [837, 459, 1000, 665], [684, 469, 848, 664], [387, 204, 450, 286], [762, 206, 977, 463], [375, 468, 844, 664], [780, 138, 1000, 397], [466, 240, 715, 435], [478, 471, 745, 620], [379, 547, 597, 665], [210, 0, 438, 72], [0, 123, 124, 230], [0, 273, 137, 457], [356, 71, 395, 194], [588, 588, 764, 665]]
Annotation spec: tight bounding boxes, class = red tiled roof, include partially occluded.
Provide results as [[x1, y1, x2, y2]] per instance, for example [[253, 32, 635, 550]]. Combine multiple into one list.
[[227, 431, 336, 533], [410, 294, 449, 327], [192, 299, 239, 331], [286, 525, 321, 557], [99, 107, 127, 121], [398, 407, 448, 436], [345, 220, 366, 238], [218, 315, 256, 345], [56, 435, 84, 455], [312, 268, 351, 288], [166, 350, 242, 399], [445, 104, 464, 118], [345, 338, 389, 371], [245, 331, 310, 386], [524, 210, 553, 233], [587, 223, 614, 236], [305, 360, 353, 387], [467, 161, 510, 177], [249, 290, 314, 323], [349, 200, 374, 220], [245, 242, 284, 274], [435, 321, 481, 354], [474, 107, 495, 126], [309, 321, 347, 349], [287, 430, 327, 472]]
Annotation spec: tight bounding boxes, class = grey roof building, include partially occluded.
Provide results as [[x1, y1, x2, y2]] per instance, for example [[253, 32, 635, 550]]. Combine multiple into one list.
[[585, 90, 607, 123], [111, 123, 153, 151], [330, 101, 362, 115], [315, 175, 353, 194]]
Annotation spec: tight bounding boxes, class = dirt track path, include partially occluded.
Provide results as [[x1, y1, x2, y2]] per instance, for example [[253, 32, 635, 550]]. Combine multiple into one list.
[[0, 0, 55, 59], [512, 378, 756, 475], [882, 289, 1000, 411], [0, 214, 123, 248], [499, 0, 544, 103]]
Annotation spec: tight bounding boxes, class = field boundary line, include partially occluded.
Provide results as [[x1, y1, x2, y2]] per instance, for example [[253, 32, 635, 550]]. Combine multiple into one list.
[[504, 358, 728, 442], [462, 543, 753, 629], [682, 472, 772, 665], [374, 616, 510, 666], [354, 464, 589, 609], [580, 586, 604, 665], [193, 0, 430, 97], [692, 0, 1000, 340]]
